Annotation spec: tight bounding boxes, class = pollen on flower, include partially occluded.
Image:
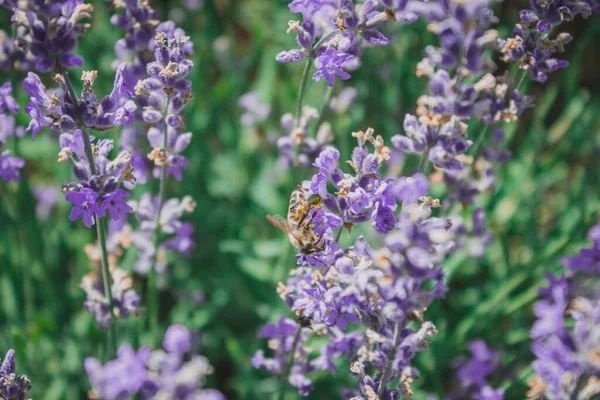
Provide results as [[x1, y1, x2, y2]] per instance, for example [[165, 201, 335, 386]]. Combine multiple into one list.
[[418, 196, 441, 208], [277, 282, 287, 298], [148, 148, 167, 166], [69, 3, 94, 25], [159, 62, 179, 78], [58, 147, 73, 162], [287, 20, 301, 34]]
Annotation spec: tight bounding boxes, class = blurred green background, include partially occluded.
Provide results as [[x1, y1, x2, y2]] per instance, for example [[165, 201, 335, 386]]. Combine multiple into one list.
[[1, 0, 600, 398]]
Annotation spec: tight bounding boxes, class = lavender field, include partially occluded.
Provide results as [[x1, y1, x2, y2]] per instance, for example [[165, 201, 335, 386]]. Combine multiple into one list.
[[0, 0, 599, 399]]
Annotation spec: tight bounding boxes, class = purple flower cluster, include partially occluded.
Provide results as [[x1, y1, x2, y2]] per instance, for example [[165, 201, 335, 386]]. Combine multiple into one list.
[[276, 106, 334, 169], [136, 30, 193, 181], [23, 67, 136, 140], [80, 266, 140, 329], [278, 0, 399, 86], [0, 349, 31, 400], [255, 131, 456, 397], [1, 0, 93, 72], [500, 0, 598, 83], [57, 129, 135, 227], [129, 194, 196, 275], [110, 0, 159, 80], [252, 318, 313, 395], [238, 92, 271, 127], [0, 82, 24, 183], [85, 324, 225, 400], [110, 26, 197, 279], [527, 220, 600, 399], [450, 340, 504, 400]]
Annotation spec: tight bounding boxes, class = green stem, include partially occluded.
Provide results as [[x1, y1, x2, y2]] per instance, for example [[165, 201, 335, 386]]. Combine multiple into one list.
[[147, 116, 170, 334], [293, 29, 342, 128], [96, 218, 118, 355], [311, 29, 341, 53], [470, 124, 492, 163], [295, 59, 313, 128], [471, 69, 528, 164], [278, 326, 303, 400], [311, 84, 335, 138], [60, 69, 117, 355], [377, 323, 400, 397], [417, 152, 429, 174]]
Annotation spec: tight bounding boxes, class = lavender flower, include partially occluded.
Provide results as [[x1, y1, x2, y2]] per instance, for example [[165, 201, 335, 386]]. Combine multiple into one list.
[[4, 0, 94, 72], [238, 92, 271, 127], [22, 67, 135, 139], [32, 184, 59, 220], [329, 87, 358, 115], [313, 48, 353, 87], [80, 267, 141, 329], [58, 129, 135, 228], [276, 106, 334, 169], [85, 325, 225, 400], [527, 219, 600, 400], [128, 194, 196, 275], [110, 0, 160, 80], [0, 82, 25, 183], [277, 0, 401, 89], [0, 349, 32, 399], [446, 340, 505, 399], [252, 318, 314, 395], [256, 130, 455, 397]]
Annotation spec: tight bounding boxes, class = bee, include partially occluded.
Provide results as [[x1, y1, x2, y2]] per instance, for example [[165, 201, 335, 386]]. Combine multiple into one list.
[[267, 185, 325, 255]]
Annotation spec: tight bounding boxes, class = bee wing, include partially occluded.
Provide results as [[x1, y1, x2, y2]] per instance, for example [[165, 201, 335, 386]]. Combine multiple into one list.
[[266, 214, 292, 234]]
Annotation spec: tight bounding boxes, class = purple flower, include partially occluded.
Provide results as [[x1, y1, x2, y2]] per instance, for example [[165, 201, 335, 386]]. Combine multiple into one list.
[[100, 189, 133, 222], [163, 324, 193, 354], [313, 48, 353, 87], [86, 326, 224, 399], [32, 184, 59, 220], [80, 266, 141, 329], [289, 0, 325, 20], [527, 219, 600, 399], [0, 149, 25, 183], [0, 349, 31, 399], [238, 92, 271, 127], [457, 340, 500, 389], [85, 344, 150, 400], [66, 188, 100, 228], [7, 1, 93, 72], [258, 129, 455, 396], [0, 82, 19, 115]]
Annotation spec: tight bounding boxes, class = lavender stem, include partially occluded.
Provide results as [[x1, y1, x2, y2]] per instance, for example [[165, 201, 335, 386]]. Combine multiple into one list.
[[278, 325, 303, 400], [471, 69, 527, 163], [60, 70, 117, 355], [96, 218, 118, 355], [147, 111, 170, 335], [377, 322, 400, 397], [311, 84, 334, 138], [294, 29, 342, 128], [417, 151, 429, 174], [295, 59, 313, 128]]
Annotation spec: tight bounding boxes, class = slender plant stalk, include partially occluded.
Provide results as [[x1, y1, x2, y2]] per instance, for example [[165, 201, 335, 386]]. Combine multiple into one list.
[[278, 326, 303, 400], [294, 29, 342, 128], [60, 70, 117, 355], [96, 218, 118, 355], [417, 151, 429, 174], [377, 322, 400, 397], [147, 112, 171, 334], [295, 59, 313, 127], [311, 84, 335, 138], [471, 69, 528, 163]]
